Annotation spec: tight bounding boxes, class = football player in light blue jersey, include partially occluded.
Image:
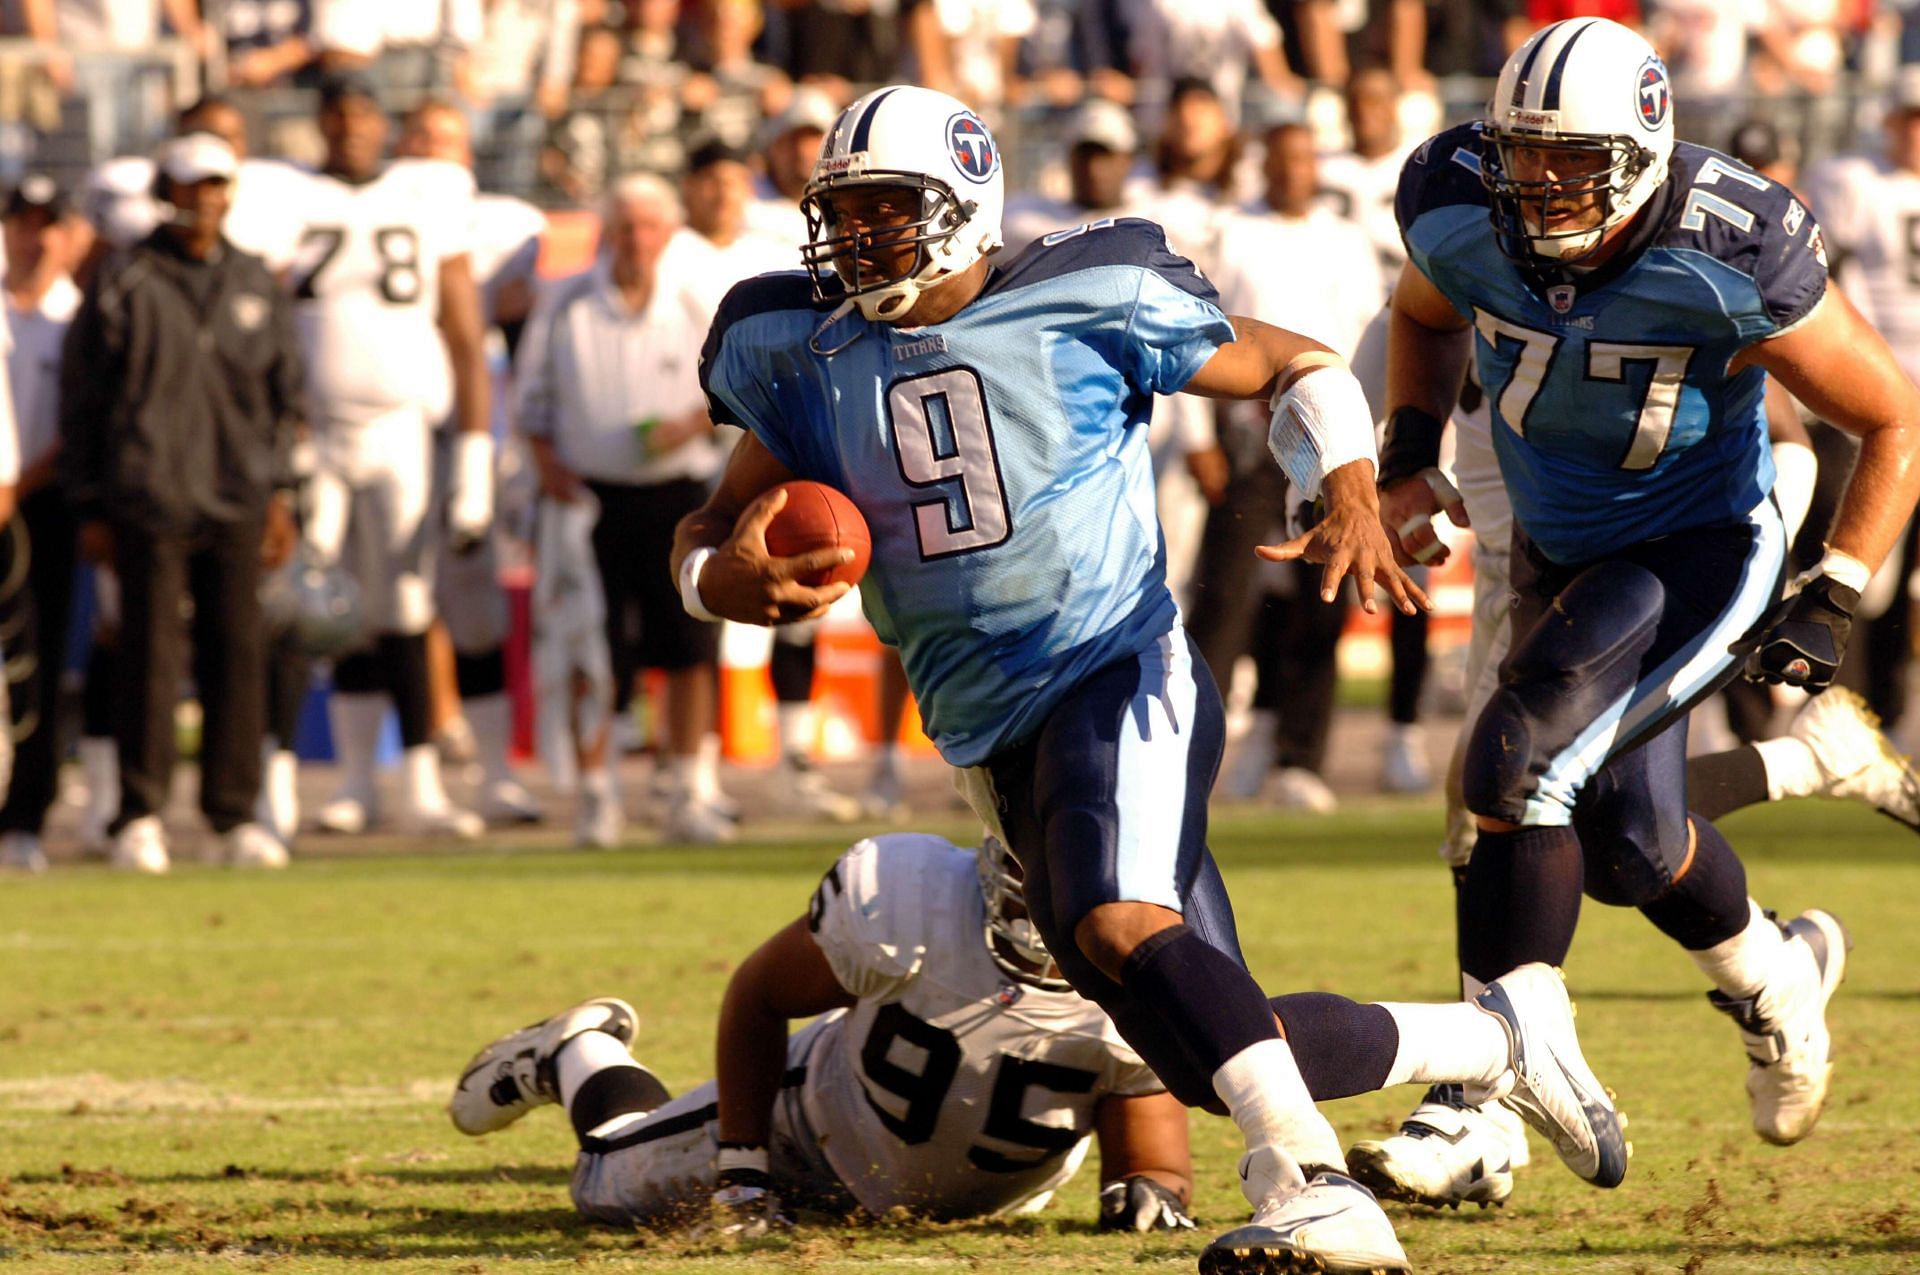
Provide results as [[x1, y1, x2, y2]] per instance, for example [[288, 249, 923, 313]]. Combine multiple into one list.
[[1358, 18, 1920, 1211], [675, 84, 1636, 1275]]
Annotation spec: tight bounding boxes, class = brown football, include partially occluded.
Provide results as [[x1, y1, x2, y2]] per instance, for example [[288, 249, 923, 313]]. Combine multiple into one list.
[[764, 480, 872, 588]]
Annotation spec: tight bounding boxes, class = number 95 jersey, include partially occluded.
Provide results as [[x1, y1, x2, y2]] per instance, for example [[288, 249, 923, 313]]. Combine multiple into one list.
[[1398, 123, 1828, 564], [802, 834, 1163, 1220], [287, 158, 475, 425], [701, 219, 1234, 767]]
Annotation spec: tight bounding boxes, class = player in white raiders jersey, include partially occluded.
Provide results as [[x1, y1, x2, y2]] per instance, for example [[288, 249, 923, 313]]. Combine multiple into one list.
[[291, 73, 492, 841], [396, 99, 547, 828], [450, 833, 1200, 1233]]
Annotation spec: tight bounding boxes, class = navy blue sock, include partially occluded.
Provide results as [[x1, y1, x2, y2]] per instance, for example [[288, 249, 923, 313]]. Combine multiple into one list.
[[1269, 992, 1399, 1101], [1120, 924, 1280, 1099], [1640, 816, 1751, 950], [1458, 825, 1585, 983], [568, 1064, 671, 1143]]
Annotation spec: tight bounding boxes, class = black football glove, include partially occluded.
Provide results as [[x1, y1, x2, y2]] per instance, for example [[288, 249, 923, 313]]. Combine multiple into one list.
[[1098, 1176, 1195, 1232], [1745, 573, 1860, 691]]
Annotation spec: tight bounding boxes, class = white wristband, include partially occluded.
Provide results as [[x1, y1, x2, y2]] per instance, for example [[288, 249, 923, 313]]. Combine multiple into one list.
[[1266, 363, 1379, 502], [1817, 547, 1871, 593], [679, 546, 722, 622]]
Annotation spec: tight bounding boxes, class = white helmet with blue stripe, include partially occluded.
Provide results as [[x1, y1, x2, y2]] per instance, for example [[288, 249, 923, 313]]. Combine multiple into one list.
[[802, 85, 1005, 322], [1483, 18, 1674, 263]]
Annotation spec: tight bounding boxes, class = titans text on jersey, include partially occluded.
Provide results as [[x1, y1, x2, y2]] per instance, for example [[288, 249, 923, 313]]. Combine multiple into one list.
[[700, 218, 1232, 766], [1397, 122, 1827, 564]]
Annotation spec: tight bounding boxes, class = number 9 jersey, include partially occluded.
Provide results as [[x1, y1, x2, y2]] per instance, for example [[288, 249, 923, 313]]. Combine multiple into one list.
[[1398, 123, 1828, 564], [700, 218, 1234, 767], [287, 158, 475, 426]]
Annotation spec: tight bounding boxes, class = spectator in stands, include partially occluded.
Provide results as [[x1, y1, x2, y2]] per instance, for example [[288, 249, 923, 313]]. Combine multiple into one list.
[[47, 0, 214, 155], [313, 0, 483, 91], [1001, 95, 1137, 252], [517, 175, 731, 844], [460, 0, 581, 119], [906, 0, 1037, 109], [1131, 76, 1238, 270], [1648, 0, 1750, 121], [1119, 0, 1299, 127], [1014, 0, 1132, 106], [222, 0, 321, 87], [541, 24, 649, 203], [743, 85, 834, 248], [0, 179, 61, 873], [1727, 116, 1801, 189], [764, 0, 902, 91], [680, 0, 789, 153], [1750, 0, 1845, 98], [1189, 119, 1378, 812], [680, 137, 791, 280], [59, 134, 302, 873], [1420, 0, 1528, 79], [1316, 66, 1411, 302]]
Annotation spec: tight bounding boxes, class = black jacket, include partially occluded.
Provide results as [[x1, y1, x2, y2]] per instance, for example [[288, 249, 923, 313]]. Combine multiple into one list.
[[59, 231, 303, 532]]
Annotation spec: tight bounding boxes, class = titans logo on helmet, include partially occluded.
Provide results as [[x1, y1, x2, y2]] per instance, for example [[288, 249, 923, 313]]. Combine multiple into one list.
[[1636, 59, 1670, 131], [947, 112, 999, 184]]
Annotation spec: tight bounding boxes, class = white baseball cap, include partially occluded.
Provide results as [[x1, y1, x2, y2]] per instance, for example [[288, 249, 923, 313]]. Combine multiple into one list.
[[1070, 99, 1138, 154], [158, 132, 238, 185]]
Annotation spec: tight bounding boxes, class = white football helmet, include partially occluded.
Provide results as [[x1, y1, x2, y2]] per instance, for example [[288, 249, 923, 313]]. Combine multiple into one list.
[[976, 836, 1069, 991], [801, 85, 1005, 323], [1482, 17, 1674, 263]]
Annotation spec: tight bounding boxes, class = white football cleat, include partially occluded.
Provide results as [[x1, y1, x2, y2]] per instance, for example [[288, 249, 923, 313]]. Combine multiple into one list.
[[1346, 1083, 1517, 1209], [1789, 687, 1920, 829], [664, 798, 736, 845], [1709, 909, 1851, 1145], [224, 822, 289, 869], [1222, 726, 1278, 801], [316, 794, 375, 835], [1476, 963, 1629, 1189], [1, 831, 48, 874], [1271, 767, 1338, 814], [256, 747, 300, 846], [476, 778, 543, 826], [781, 762, 862, 823], [449, 996, 648, 1135], [110, 816, 171, 874], [1200, 1149, 1409, 1275], [396, 802, 486, 841], [573, 778, 625, 850], [1381, 724, 1434, 794]]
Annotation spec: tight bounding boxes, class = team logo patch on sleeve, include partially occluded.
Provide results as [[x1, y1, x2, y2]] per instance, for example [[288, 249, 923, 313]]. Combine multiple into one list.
[[947, 112, 1000, 184], [1636, 59, 1670, 131]]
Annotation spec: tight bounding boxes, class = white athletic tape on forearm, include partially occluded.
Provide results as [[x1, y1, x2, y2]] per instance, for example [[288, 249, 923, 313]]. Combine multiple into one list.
[[1265, 363, 1378, 502], [449, 431, 494, 541], [679, 546, 722, 622]]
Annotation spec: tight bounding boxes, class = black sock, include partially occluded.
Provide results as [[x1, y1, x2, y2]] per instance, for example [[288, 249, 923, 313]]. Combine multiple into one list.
[[1120, 925, 1280, 1093], [1640, 816, 1751, 950], [1269, 992, 1399, 1101], [769, 635, 816, 704], [1685, 745, 1771, 821], [1457, 825, 1585, 984], [568, 1065, 671, 1143], [455, 647, 507, 699], [378, 633, 433, 748]]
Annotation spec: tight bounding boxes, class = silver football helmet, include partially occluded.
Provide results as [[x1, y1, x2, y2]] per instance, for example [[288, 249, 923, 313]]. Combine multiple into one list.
[[1482, 18, 1675, 264], [976, 836, 1069, 991], [260, 546, 365, 658]]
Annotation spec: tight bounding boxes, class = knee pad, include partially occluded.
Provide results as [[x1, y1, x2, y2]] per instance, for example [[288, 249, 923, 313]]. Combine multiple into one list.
[[1573, 766, 1690, 908], [1461, 683, 1540, 823], [1576, 830, 1681, 908]]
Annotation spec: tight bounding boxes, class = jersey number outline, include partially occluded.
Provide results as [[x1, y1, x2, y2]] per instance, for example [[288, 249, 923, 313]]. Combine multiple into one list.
[[1472, 308, 1695, 472], [886, 368, 1012, 560], [291, 225, 423, 305], [858, 1002, 1100, 1171]]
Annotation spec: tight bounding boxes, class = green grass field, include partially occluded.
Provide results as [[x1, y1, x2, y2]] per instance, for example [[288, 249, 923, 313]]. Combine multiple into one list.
[[3, 800, 1919, 1274]]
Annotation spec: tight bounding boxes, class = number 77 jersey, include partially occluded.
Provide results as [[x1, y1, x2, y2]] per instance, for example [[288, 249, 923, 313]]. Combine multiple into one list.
[[700, 218, 1234, 767], [1397, 123, 1829, 564]]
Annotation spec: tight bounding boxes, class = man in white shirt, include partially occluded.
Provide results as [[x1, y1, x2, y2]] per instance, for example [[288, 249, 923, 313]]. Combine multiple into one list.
[[1001, 98, 1138, 255], [0, 180, 52, 871], [517, 175, 728, 845], [1189, 120, 1380, 812], [744, 88, 836, 252]]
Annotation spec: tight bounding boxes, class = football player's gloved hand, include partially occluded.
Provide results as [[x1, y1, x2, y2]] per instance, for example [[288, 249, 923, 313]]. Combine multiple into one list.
[[703, 1147, 791, 1239], [447, 431, 495, 554], [1746, 567, 1862, 691], [1098, 1176, 1195, 1232]]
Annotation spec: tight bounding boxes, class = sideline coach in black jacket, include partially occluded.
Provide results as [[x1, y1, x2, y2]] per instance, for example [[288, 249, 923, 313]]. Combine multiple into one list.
[[59, 132, 303, 873]]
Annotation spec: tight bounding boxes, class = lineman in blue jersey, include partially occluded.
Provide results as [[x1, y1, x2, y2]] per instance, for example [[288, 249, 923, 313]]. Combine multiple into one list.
[[677, 84, 1635, 1275], [1362, 18, 1920, 1209]]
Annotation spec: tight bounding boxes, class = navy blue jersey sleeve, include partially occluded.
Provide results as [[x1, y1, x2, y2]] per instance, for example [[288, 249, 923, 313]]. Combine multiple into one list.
[[1660, 143, 1828, 336], [1395, 123, 1490, 251], [699, 271, 825, 473]]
